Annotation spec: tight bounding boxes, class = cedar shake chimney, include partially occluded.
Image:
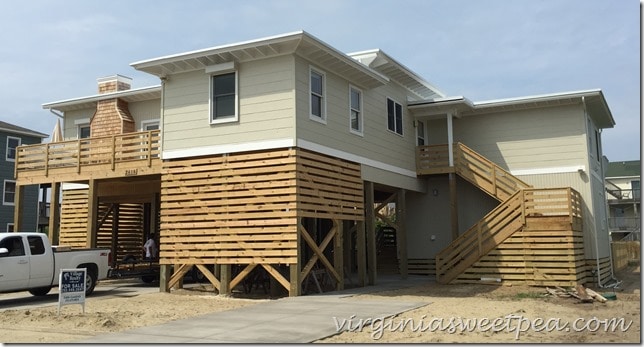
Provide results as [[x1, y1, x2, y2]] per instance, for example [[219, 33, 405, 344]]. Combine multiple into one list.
[[91, 75, 135, 137]]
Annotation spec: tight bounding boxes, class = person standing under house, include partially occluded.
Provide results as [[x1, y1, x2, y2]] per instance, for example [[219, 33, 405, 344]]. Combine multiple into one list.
[[143, 233, 157, 260]]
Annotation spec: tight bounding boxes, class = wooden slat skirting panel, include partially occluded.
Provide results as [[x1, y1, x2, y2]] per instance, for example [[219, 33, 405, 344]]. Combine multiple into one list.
[[454, 216, 586, 287], [96, 203, 145, 262], [582, 257, 614, 286], [408, 258, 436, 276], [160, 148, 299, 265], [59, 189, 89, 247], [295, 148, 363, 221]]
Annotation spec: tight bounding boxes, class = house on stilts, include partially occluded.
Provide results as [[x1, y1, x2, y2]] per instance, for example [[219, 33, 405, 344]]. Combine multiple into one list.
[[13, 31, 618, 296]]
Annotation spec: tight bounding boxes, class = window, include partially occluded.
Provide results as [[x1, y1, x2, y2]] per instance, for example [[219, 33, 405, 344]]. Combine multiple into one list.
[[417, 120, 426, 145], [28, 236, 46, 255], [349, 86, 363, 135], [0, 236, 25, 257], [141, 120, 160, 131], [6, 223, 13, 233], [594, 130, 601, 160], [6, 136, 20, 161], [310, 68, 326, 122], [79, 124, 90, 139], [211, 72, 237, 123], [3, 180, 15, 206], [387, 98, 403, 135], [632, 180, 640, 200]]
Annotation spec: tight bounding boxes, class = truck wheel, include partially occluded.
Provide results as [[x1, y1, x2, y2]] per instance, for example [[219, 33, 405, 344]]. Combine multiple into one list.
[[28, 287, 51, 296], [84, 269, 98, 296]]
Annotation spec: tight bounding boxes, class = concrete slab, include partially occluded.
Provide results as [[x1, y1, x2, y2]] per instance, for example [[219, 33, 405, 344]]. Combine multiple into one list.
[[78, 276, 430, 343]]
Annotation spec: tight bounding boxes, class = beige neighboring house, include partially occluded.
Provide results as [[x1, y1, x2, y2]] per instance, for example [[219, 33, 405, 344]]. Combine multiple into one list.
[[13, 31, 619, 296], [605, 160, 640, 241]]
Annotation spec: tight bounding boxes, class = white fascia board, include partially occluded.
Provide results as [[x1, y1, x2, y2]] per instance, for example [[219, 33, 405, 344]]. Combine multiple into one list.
[[42, 85, 161, 110], [162, 138, 295, 160], [473, 89, 602, 108]]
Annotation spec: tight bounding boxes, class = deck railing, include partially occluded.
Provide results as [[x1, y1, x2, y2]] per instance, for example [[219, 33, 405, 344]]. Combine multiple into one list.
[[435, 187, 582, 284], [15, 130, 160, 180], [417, 143, 532, 201]]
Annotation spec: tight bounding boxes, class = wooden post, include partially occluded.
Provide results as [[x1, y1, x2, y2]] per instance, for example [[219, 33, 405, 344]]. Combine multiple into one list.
[[343, 221, 353, 279], [449, 173, 459, 240], [356, 220, 366, 287], [289, 217, 302, 296], [86, 179, 99, 248], [365, 181, 377, 285], [333, 219, 344, 291], [159, 264, 171, 293], [396, 188, 408, 279], [220, 264, 231, 295], [12, 184, 25, 232], [48, 182, 60, 244]]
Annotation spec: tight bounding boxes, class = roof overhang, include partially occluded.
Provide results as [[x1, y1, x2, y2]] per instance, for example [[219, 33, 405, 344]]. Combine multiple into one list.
[[42, 85, 162, 112], [131, 31, 389, 90], [409, 89, 616, 129], [349, 49, 446, 101], [0, 126, 48, 138]]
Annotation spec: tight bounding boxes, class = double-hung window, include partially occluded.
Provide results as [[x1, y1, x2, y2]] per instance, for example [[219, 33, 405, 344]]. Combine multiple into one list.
[[310, 68, 326, 122], [387, 98, 403, 135], [6, 136, 20, 161], [211, 72, 238, 124], [417, 120, 426, 145], [3, 180, 15, 205], [349, 86, 363, 135], [79, 124, 90, 139]]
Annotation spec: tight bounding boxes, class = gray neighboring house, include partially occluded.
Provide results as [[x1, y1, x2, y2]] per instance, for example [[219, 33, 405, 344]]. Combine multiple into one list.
[[0, 121, 48, 232], [605, 160, 641, 241]]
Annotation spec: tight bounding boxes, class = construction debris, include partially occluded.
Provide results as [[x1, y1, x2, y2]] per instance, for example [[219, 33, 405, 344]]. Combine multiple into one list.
[[545, 285, 607, 303]]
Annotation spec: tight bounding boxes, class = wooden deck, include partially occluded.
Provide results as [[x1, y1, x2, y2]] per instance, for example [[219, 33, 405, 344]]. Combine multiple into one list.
[[15, 130, 161, 184]]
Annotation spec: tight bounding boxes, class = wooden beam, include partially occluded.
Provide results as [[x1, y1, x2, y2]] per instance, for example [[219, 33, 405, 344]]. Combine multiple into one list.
[[449, 173, 459, 241], [230, 264, 256, 290], [12, 184, 24, 232], [356, 220, 366, 287], [48, 182, 60, 243], [111, 204, 119, 266], [220, 264, 231, 295], [397, 188, 408, 279], [290, 218, 302, 296], [86, 179, 99, 248], [333, 219, 344, 291], [262, 264, 290, 292], [365, 181, 377, 285]]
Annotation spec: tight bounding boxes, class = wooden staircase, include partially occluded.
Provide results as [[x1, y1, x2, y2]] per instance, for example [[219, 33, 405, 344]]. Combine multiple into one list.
[[417, 143, 583, 284]]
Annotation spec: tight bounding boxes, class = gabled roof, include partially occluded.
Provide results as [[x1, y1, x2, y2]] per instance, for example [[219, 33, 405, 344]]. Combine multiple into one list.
[[42, 85, 161, 112], [131, 31, 389, 90], [409, 89, 616, 129], [0, 120, 48, 138], [348, 49, 445, 101], [605, 160, 641, 179]]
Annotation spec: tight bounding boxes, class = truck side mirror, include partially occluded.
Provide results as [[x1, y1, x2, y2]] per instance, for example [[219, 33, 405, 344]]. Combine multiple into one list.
[[0, 248, 8, 256]]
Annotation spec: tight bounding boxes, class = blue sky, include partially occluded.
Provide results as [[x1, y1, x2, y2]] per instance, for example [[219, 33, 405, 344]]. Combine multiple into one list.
[[0, 0, 639, 161]]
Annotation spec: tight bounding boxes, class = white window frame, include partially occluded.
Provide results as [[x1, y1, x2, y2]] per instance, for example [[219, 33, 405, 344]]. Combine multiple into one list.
[[78, 124, 90, 139], [6, 136, 20, 162], [3, 180, 15, 206], [207, 62, 239, 125], [309, 66, 326, 124], [416, 120, 426, 145], [386, 97, 404, 136], [6, 223, 13, 232], [141, 119, 160, 131], [349, 86, 363, 136]]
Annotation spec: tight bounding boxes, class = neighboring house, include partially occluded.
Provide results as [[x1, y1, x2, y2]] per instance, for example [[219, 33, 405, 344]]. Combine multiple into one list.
[[605, 160, 640, 241], [0, 121, 48, 232], [13, 31, 618, 296]]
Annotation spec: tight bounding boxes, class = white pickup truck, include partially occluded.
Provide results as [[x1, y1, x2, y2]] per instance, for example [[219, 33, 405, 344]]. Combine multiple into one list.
[[0, 232, 110, 296]]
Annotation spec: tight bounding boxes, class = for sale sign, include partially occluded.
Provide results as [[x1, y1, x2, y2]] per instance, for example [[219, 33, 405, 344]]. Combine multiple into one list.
[[58, 268, 86, 315]]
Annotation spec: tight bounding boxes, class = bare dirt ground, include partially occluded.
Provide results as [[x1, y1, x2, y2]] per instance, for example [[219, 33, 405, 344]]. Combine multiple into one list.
[[0, 265, 639, 344]]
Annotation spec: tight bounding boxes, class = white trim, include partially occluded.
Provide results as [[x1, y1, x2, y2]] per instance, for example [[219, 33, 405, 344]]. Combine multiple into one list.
[[3, 180, 16, 206], [297, 139, 417, 178], [349, 85, 364, 136], [510, 165, 586, 176], [74, 118, 91, 125], [205, 61, 236, 74], [5, 136, 20, 162], [141, 119, 160, 131], [209, 71, 239, 125], [309, 66, 326, 124], [62, 183, 89, 190], [162, 138, 295, 160]]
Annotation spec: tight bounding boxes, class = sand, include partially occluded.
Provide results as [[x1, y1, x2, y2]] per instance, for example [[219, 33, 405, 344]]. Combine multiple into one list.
[[1, 265, 639, 344]]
